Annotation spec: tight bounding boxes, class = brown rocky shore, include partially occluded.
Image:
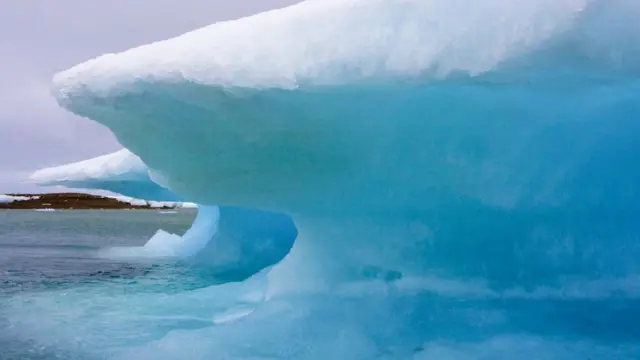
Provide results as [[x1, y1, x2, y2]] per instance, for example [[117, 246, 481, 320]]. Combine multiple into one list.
[[0, 193, 181, 210]]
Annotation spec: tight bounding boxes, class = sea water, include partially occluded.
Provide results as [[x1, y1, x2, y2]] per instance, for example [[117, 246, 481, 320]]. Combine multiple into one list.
[[0, 210, 197, 359]]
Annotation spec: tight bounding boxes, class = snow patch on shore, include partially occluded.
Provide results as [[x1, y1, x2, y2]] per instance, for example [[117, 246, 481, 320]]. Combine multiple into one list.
[[108, 195, 197, 209], [0, 195, 41, 203]]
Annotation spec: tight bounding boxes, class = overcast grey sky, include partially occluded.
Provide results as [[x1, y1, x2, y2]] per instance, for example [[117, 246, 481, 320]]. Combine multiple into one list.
[[0, 0, 300, 193]]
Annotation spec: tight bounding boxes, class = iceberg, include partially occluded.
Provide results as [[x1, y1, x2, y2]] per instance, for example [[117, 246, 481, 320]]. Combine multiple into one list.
[[12, 0, 640, 358], [52, 0, 640, 289]]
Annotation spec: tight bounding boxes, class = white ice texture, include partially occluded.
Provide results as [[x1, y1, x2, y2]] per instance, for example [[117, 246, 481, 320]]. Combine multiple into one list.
[[16, 0, 640, 359], [30, 149, 146, 185]]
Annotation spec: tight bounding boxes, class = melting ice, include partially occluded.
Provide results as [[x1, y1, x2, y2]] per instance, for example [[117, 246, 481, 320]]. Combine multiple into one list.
[[5, 0, 640, 358]]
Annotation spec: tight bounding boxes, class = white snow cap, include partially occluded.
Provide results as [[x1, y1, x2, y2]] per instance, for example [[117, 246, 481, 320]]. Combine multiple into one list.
[[53, 0, 589, 98]]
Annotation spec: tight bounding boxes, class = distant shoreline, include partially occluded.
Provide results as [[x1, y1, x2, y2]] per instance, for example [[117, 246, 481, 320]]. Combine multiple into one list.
[[0, 193, 190, 210]]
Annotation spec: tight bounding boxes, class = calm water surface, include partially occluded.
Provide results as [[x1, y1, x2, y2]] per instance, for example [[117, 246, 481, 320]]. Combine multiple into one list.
[[0, 210, 195, 359]]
